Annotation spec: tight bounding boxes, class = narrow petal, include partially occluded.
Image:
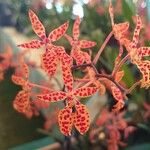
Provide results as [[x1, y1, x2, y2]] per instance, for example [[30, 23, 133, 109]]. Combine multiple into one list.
[[82, 52, 91, 64], [73, 86, 98, 97], [137, 47, 150, 58], [79, 40, 96, 49], [22, 63, 29, 79], [58, 106, 74, 136], [124, 126, 136, 139], [28, 9, 46, 38], [71, 49, 85, 65], [48, 21, 69, 42], [64, 34, 74, 46], [115, 71, 124, 82], [96, 109, 111, 126], [13, 90, 30, 113], [62, 65, 73, 92], [136, 60, 150, 88], [73, 16, 80, 40], [130, 16, 142, 49], [41, 49, 57, 76], [37, 91, 67, 102], [74, 102, 90, 134], [112, 101, 124, 112], [53, 46, 73, 91], [111, 85, 124, 112], [114, 22, 129, 33], [17, 40, 43, 49], [111, 85, 123, 102], [96, 81, 106, 96], [60, 50, 73, 92], [113, 22, 129, 45], [55, 46, 66, 59], [11, 75, 26, 86]]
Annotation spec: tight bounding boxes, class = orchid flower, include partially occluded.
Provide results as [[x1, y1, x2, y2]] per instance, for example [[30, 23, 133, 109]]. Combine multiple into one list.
[[12, 60, 38, 118], [37, 85, 98, 135], [65, 16, 96, 65], [18, 10, 69, 49]]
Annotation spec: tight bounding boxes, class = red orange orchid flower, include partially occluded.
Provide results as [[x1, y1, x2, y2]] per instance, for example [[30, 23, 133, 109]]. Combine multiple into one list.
[[126, 16, 150, 88], [37, 85, 98, 135], [65, 16, 96, 65], [109, 0, 130, 47], [18, 10, 69, 49], [17, 10, 74, 91], [12, 60, 38, 118]]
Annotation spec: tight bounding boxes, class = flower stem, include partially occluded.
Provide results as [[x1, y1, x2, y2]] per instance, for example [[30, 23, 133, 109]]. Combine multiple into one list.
[[126, 81, 141, 94], [96, 73, 127, 92], [72, 63, 92, 70], [93, 31, 113, 65], [112, 54, 130, 77]]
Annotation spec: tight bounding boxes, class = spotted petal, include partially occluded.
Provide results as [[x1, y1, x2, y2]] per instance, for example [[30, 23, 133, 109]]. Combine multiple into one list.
[[58, 106, 74, 136], [13, 90, 30, 113], [12, 75, 26, 86], [71, 49, 85, 65], [113, 22, 129, 43], [73, 16, 80, 40], [29, 9, 46, 39], [130, 16, 142, 49], [73, 86, 98, 97], [37, 91, 67, 102], [64, 34, 74, 46], [48, 21, 69, 42], [17, 40, 43, 49], [111, 85, 123, 102], [82, 51, 91, 64], [136, 60, 150, 88], [74, 102, 90, 134], [22, 63, 29, 79], [111, 85, 124, 112], [137, 47, 150, 58], [55, 47, 73, 91], [61, 53, 73, 92], [114, 22, 129, 33], [115, 71, 124, 82], [79, 40, 96, 49], [41, 49, 57, 76]]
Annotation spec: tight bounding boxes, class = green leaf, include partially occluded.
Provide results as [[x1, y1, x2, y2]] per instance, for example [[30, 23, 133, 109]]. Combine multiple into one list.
[[10, 137, 54, 150], [126, 143, 150, 150], [122, 0, 134, 25], [122, 65, 134, 87]]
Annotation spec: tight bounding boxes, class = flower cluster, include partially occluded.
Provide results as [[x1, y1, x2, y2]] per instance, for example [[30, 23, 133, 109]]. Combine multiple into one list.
[[12, 0, 150, 137], [90, 108, 136, 150]]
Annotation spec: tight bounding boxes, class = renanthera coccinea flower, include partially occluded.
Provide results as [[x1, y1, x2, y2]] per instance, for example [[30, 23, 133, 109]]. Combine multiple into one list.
[[37, 85, 98, 135], [18, 10, 69, 49], [13, 0, 150, 138], [12, 58, 38, 118], [65, 16, 96, 65]]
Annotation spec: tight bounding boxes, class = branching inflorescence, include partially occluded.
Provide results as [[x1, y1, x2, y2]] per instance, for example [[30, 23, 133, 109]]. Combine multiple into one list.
[[12, 1, 150, 137]]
